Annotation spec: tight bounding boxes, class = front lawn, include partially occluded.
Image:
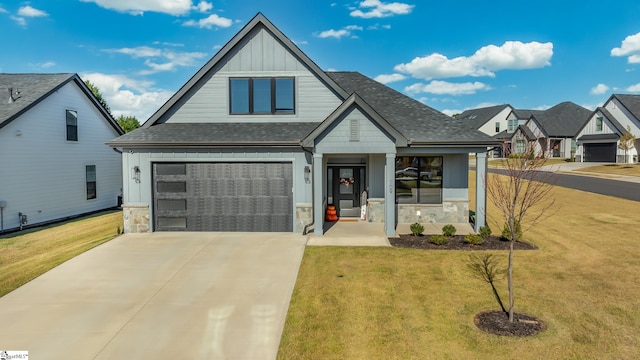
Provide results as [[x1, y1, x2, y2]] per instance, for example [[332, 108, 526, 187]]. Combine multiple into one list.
[[0, 210, 122, 297], [575, 163, 640, 177], [278, 176, 640, 359]]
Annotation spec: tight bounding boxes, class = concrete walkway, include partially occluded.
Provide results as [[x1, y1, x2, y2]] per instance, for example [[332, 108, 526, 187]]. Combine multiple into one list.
[[0, 232, 306, 359]]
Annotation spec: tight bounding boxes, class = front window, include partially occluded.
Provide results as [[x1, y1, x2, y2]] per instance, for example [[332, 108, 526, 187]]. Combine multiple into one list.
[[596, 117, 603, 131], [229, 77, 295, 114], [516, 139, 526, 154], [395, 156, 443, 204], [86, 165, 96, 200], [66, 110, 78, 141]]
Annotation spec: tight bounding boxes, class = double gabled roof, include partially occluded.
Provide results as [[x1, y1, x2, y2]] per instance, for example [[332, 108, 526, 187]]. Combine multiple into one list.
[[0, 73, 123, 134], [109, 13, 497, 148], [528, 101, 591, 137]]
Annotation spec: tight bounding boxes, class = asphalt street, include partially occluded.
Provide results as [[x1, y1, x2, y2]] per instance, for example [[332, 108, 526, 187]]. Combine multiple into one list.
[[488, 168, 640, 202]]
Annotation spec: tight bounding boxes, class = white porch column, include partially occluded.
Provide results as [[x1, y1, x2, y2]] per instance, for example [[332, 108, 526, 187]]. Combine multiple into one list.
[[475, 152, 488, 232], [384, 153, 396, 236], [313, 153, 324, 236]]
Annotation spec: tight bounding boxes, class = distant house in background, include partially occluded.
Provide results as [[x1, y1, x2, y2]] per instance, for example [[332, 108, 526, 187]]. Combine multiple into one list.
[[575, 94, 640, 163], [460, 102, 591, 159], [0, 73, 124, 233], [456, 104, 513, 157], [509, 102, 591, 159]]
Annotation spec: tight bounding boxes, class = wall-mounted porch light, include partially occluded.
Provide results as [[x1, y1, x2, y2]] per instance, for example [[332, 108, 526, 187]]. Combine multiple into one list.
[[304, 166, 311, 184], [132, 166, 141, 183]]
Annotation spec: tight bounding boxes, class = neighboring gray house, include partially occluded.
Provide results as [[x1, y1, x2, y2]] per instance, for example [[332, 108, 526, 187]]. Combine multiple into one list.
[[508, 102, 591, 158], [575, 94, 640, 163], [107, 13, 499, 236], [0, 73, 124, 233]]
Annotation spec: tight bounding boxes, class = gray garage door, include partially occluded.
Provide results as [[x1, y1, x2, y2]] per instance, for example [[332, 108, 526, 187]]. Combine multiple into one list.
[[153, 162, 293, 232], [584, 143, 616, 162]]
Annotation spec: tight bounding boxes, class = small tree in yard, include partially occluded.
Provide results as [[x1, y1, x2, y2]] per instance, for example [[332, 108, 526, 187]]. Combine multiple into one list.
[[486, 141, 557, 322], [618, 126, 636, 164]]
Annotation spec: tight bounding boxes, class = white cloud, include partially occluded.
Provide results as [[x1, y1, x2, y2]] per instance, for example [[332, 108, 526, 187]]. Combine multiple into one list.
[[590, 83, 609, 95], [441, 108, 463, 117], [80, 0, 193, 15], [626, 83, 640, 92], [0, 7, 8, 13], [317, 25, 363, 39], [405, 80, 491, 95], [103, 46, 207, 74], [81, 72, 174, 121], [193, 1, 212, 12], [395, 41, 553, 80], [350, 0, 414, 18], [183, 13, 233, 29], [10, 16, 26, 26], [18, 5, 48, 17], [374, 73, 406, 84], [317, 29, 349, 39], [611, 32, 640, 63]]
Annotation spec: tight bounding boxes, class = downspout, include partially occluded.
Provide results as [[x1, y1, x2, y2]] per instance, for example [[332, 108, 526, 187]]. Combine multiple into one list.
[[301, 144, 314, 235]]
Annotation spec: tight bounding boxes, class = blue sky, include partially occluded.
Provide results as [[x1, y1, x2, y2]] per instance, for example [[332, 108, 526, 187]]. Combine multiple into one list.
[[2, 0, 640, 122]]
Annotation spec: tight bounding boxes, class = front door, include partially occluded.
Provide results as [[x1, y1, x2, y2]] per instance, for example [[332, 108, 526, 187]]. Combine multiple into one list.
[[329, 167, 365, 217]]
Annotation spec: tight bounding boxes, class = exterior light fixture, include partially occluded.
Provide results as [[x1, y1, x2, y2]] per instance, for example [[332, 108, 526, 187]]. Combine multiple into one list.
[[132, 166, 141, 183], [304, 166, 311, 183]]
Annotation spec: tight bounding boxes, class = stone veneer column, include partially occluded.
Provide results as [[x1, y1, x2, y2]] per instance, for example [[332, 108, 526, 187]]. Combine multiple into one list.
[[122, 204, 150, 233]]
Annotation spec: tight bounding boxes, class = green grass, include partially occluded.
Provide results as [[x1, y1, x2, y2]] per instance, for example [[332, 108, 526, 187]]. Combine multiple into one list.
[[278, 177, 640, 359], [576, 163, 640, 177], [0, 210, 123, 297], [488, 157, 570, 167]]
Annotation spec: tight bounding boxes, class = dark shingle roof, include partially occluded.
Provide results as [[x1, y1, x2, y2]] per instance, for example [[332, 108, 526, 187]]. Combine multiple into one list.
[[0, 73, 122, 134], [457, 104, 510, 128], [106, 122, 319, 146], [512, 109, 543, 119], [531, 102, 591, 137], [613, 94, 640, 121], [577, 133, 620, 141], [326, 72, 496, 144], [0, 73, 75, 129]]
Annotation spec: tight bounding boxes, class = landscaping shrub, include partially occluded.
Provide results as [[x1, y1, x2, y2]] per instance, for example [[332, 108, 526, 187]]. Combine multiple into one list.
[[442, 224, 457, 237], [464, 233, 484, 245], [430, 234, 449, 245], [410, 222, 424, 236], [501, 219, 522, 241], [479, 225, 492, 240]]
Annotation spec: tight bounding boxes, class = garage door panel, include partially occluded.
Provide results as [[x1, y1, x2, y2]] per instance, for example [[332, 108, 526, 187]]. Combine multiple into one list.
[[584, 143, 616, 162], [153, 162, 293, 232]]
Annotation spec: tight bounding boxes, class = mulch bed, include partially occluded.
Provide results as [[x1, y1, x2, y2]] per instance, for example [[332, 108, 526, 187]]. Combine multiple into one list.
[[388, 234, 537, 250], [474, 310, 546, 337]]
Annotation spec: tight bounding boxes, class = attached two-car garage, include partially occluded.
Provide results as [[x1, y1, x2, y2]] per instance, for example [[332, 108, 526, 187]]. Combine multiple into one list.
[[152, 162, 293, 232]]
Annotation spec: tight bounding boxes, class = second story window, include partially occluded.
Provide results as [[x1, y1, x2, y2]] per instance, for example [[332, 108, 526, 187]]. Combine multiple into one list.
[[66, 110, 78, 141], [495, 122, 500, 133], [596, 117, 603, 131], [230, 77, 295, 114]]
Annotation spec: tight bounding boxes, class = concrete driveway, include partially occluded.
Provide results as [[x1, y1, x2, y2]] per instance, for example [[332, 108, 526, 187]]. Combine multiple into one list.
[[0, 232, 307, 359]]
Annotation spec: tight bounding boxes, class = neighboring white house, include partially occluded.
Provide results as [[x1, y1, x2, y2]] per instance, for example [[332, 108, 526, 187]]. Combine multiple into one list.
[[108, 13, 500, 236], [0, 73, 124, 232], [456, 104, 514, 157], [575, 94, 640, 163], [508, 102, 591, 159]]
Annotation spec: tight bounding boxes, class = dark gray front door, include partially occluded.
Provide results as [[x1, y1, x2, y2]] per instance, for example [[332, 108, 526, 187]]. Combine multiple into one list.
[[330, 166, 365, 217], [153, 162, 293, 232]]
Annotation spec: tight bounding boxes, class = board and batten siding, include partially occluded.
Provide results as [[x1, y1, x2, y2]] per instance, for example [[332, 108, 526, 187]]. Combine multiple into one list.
[[314, 108, 396, 154], [164, 26, 343, 125], [0, 82, 122, 231], [579, 112, 618, 137]]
